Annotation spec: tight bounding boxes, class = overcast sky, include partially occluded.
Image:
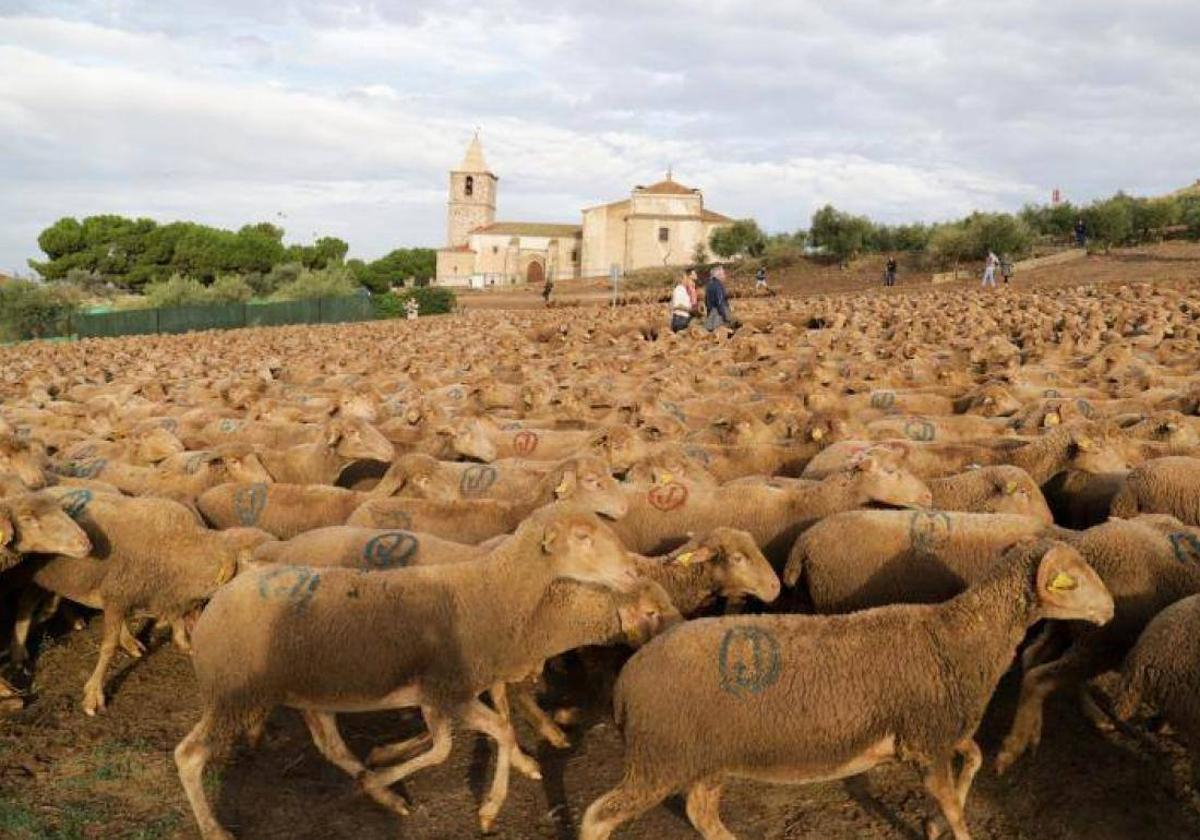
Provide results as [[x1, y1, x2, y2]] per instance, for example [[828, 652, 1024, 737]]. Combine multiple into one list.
[[2, 1, 1198, 273]]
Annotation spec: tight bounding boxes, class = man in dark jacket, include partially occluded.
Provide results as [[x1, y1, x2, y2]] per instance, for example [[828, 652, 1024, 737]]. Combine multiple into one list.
[[704, 266, 733, 331]]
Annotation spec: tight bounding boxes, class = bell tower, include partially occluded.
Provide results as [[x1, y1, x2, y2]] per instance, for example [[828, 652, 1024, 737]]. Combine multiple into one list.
[[447, 132, 497, 247]]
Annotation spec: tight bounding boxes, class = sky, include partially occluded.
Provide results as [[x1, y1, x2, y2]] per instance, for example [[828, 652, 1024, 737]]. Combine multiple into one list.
[[2, 0, 1199, 274]]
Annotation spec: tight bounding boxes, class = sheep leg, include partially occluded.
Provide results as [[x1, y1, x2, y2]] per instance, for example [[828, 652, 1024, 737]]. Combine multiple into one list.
[[685, 777, 734, 840], [119, 622, 146, 658], [359, 705, 451, 816], [509, 683, 571, 748], [488, 682, 544, 778], [171, 616, 193, 653], [460, 697, 518, 833], [921, 758, 972, 840], [10, 586, 41, 666], [174, 712, 234, 840], [82, 605, 124, 716], [952, 738, 982, 808], [366, 733, 432, 767], [300, 710, 372, 779], [996, 647, 1093, 774], [579, 777, 674, 840], [1019, 623, 1062, 673]]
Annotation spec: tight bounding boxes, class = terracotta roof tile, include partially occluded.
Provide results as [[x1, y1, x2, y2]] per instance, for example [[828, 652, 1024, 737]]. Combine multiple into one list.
[[472, 221, 582, 237], [634, 179, 699, 196]]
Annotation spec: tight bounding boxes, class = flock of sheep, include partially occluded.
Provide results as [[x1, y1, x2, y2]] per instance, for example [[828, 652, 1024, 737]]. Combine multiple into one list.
[[2, 275, 1199, 839]]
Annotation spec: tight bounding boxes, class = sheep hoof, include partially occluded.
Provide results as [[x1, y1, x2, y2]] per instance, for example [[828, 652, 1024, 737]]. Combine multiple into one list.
[[995, 749, 1018, 776], [512, 750, 543, 780], [82, 685, 106, 717], [479, 807, 500, 834], [544, 730, 571, 749], [552, 707, 582, 726], [121, 637, 146, 659], [924, 816, 946, 839]]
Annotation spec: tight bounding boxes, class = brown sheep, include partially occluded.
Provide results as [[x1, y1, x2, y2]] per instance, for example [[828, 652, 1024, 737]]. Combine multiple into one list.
[[580, 540, 1113, 840]]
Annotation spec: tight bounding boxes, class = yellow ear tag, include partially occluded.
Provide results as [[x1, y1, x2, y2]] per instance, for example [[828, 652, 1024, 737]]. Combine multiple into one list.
[[811, 427, 824, 441], [554, 476, 572, 497], [658, 472, 675, 486], [1048, 571, 1078, 592], [675, 551, 696, 566], [1075, 437, 1092, 451], [1044, 413, 1061, 426], [1004, 480, 1018, 495], [215, 557, 238, 586]]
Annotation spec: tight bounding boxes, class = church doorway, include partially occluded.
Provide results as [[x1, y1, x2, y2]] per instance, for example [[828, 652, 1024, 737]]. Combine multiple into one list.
[[526, 260, 545, 286]]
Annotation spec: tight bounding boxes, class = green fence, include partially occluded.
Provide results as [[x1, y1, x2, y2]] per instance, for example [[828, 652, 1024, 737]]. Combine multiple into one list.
[[72, 295, 374, 339]]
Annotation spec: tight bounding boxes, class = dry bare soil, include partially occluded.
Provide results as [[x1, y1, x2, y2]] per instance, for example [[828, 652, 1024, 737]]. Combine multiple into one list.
[[4, 243, 1200, 840]]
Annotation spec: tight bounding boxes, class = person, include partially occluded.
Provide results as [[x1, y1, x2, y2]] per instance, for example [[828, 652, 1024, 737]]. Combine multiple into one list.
[[884, 255, 897, 287], [755, 266, 767, 291], [685, 269, 700, 311], [542, 277, 554, 304], [404, 297, 419, 320], [982, 250, 999, 288], [1000, 255, 1014, 285], [704, 266, 733, 331], [669, 273, 692, 332], [1074, 218, 1087, 249]]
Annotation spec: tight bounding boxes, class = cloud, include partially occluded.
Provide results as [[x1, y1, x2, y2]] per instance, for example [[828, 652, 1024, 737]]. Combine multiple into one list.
[[1, 2, 1198, 274]]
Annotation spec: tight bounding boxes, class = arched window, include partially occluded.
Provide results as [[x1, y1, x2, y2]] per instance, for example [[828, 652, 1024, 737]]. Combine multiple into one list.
[[465, 176, 474, 197]]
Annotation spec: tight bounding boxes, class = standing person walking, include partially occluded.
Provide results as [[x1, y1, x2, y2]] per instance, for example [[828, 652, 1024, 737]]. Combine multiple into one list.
[[1000, 255, 1014, 285], [884, 255, 898, 287], [704, 266, 733, 331], [755, 266, 768, 292], [981, 250, 999, 288], [542, 276, 554, 305], [1074, 218, 1088, 249], [670, 272, 692, 333]]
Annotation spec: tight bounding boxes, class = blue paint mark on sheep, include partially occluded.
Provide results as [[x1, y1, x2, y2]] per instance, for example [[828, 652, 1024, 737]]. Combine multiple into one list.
[[904, 419, 936, 442], [910, 510, 952, 553], [362, 531, 419, 569], [1169, 532, 1200, 565], [1075, 399, 1096, 419], [185, 453, 208, 475], [219, 419, 241, 433], [372, 506, 413, 530], [460, 465, 498, 497], [684, 446, 711, 466], [60, 458, 106, 479], [257, 566, 321, 610], [1043, 389, 1060, 398], [660, 401, 687, 423], [233, 483, 268, 526], [870, 391, 896, 410], [159, 418, 178, 432], [718, 626, 781, 697], [60, 489, 93, 520]]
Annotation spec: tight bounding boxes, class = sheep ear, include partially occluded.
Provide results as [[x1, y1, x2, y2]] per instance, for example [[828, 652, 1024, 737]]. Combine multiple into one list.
[[554, 470, 577, 498], [215, 553, 240, 586], [1035, 545, 1081, 595], [325, 423, 344, 447], [541, 522, 563, 554], [1075, 436, 1093, 452]]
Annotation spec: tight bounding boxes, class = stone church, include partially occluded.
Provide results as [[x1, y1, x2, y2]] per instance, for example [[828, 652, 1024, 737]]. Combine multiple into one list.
[[435, 134, 732, 288]]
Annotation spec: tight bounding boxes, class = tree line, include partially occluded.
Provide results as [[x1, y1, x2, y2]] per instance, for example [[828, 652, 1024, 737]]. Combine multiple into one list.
[[708, 189, 1200, 268]]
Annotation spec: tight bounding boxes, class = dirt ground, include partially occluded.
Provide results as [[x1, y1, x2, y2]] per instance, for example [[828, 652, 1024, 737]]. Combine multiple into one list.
[[2, 616, 1199, 839], [4, 242, 1200, 839]]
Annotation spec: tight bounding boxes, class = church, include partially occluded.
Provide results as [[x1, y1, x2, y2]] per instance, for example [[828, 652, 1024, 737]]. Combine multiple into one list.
[[435, 134, 733, 288]]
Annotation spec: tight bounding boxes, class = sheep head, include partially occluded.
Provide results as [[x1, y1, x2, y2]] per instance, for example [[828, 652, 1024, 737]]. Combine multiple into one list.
[[1032, 542, 1114, 626], [549, 458, 628, 521], [4, 493, 91, 558], [532, 509, 638, 593], [617, 579, 682, 647], [850, 456, 933, 509], [328, 419, 395, 463], [683, 527, 781, 604]]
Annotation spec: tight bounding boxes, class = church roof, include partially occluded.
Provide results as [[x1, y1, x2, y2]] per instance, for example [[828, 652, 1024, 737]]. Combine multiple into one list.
[[634, 178, 700, 196], [458, 133, 489, 173], [472, 221, 582, 237], [701, 208, 733, 222]]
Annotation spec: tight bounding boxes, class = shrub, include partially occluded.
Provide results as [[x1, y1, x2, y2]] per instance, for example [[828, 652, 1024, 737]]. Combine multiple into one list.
[[270, 266, 358, 301], [207, 274, 254, 304], [143, 274, 211, 308], [372, 287, 457, 318], [808, 205, 873, 265], [964, 212, 1034, 259], [0, 280, 80, 340], [927, 224, 973, 270], [710, 219, 767, 259]]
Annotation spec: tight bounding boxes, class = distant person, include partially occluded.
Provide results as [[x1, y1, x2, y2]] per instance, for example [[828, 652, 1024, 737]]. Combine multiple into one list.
[[685, 269, 700, 311], [670, 273, 692, 332], [755, 266, 768, 291], [704, 266, 733, 331], [542, 277, 554, 304], [405, 297, 419, 320], [1000, 255, 1014, 285], [982, 250, 999, 288], [1074, 218, 1087, 249], [884, 255, 898, 287]]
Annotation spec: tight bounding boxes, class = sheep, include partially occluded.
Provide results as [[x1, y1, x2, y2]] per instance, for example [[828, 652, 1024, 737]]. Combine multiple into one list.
[[784, 510, 1054, 611], [251, 525, 484, 569], [579, 539, 1114, 840], [927, 465, 1054, 523], [995, 515, 1200, 774], [197, 483, 369, 539], [611, 455, 932, 564], [256, 417, 394, 484], [13, 489, 252, 714], [0, 433, 48, 489], [1112, 593, 1200, 784], [173, 508, 646, 838], [0, 676, 21, 715], [1042, 469, 1130, 529], [347, 456, 628, 542], [0, 491, 93, 572], [1109, 456, 1200, 524], [370, 452, 553, 501]]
